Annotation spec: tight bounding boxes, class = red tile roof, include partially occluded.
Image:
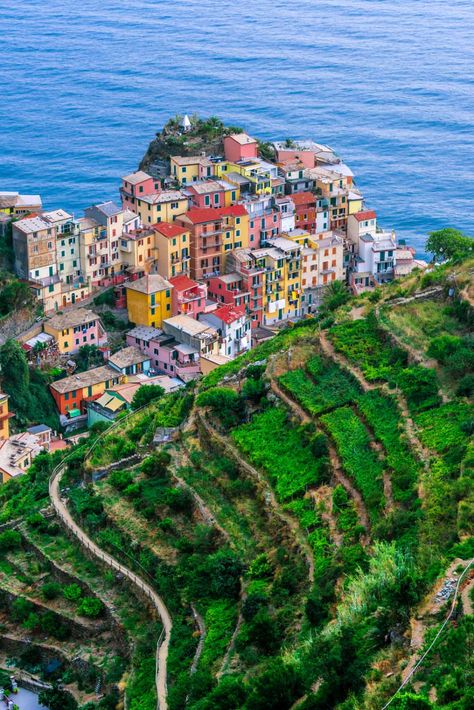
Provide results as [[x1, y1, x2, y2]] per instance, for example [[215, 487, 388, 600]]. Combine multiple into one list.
[[184, 205, 248, 224], [354, 210, 377, 222], [291, 192, 316, 206], [169, 275, 198, 291], [214, 205, 248, 218], [152, 221, 189, 238], [213, 304, 246, 324]]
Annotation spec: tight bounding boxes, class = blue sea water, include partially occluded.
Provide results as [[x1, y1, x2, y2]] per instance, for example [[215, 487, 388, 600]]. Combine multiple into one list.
[[1, 0, 473, 256]]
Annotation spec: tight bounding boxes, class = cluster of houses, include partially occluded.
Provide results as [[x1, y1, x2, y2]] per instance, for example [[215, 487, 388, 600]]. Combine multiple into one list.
[[0, 123, 427, 465]]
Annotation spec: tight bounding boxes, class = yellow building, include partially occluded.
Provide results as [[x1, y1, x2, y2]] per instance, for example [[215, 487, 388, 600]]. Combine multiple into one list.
[[246, 237, 303, 325], [170, 156, 214, 185], [43, 308, 106, 354], [220, 205, 250, 267], [134, 191, 188, 226], [119, 227, 157, 275], [152, 222, 191, 279], [126, 274, 173, 327], [227, 160, 272, 195], [0, 393, 12, 440]]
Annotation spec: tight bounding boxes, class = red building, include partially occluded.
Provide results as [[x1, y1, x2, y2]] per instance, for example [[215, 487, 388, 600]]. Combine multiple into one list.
[[120, 171, 161, 212], [291, 192, 317, 232], [169, 274, 208, 318], [223, 133, 258, 163], [207, 273, 250, 310], [176, 208, 224, 281]]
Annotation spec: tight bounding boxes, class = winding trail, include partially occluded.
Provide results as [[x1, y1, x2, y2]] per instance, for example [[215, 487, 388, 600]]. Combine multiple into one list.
[[49, 464, 172, 710], [196, 412, 315, 584], [319, 330, 377, 393], [190, 604, 206, 675]]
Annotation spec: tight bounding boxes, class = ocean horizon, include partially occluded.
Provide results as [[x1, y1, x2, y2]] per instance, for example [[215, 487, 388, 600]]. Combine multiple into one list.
[[1, 0, 473, 257]]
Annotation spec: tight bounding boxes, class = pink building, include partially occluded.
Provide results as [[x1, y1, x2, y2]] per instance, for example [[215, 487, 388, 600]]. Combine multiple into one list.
[[248, 209, 281, 248], [126, 326, 200, 381], [207, 273, 250, 310], [120, 171, 161, 212], [169, 274, 208, 318], [186, 181, 226, 209], [224, 133, 258, 163]]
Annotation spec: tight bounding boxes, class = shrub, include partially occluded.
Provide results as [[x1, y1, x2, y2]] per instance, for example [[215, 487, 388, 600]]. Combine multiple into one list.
[[63, 583, 83, 602], [109, 469, 134, 491], [456, 373, 474, 397], [395, 366, 441, 413], [197, 387, 245, 429], [77, 596, 103, 618], [0, 529, 22, 551], [42, 582, 62, 600], [131, 384, 165, 410]]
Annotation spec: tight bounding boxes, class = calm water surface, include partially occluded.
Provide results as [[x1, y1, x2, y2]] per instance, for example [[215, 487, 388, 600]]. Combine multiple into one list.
[[1, 0, 473, 255]]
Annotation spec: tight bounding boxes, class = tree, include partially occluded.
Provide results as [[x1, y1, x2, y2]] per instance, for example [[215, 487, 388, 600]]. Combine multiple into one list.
[[0, 279, 33, 315], [39, 686, 78, 710], [131, 384, 165, 410], [74, 344, 103, 372], [245, 658, 305, 710], [425, 228, 473, 262], [321, 280, 350, 313]]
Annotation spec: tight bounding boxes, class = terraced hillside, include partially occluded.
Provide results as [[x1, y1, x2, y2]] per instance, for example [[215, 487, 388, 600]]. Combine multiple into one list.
[[0, 258, 472, 709]]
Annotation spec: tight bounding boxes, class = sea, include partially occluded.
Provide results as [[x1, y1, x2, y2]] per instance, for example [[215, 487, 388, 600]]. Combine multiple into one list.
[[1, 0, 473, 257]]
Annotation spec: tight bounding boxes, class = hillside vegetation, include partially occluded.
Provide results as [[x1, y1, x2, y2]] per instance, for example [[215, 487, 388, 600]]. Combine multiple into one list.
[[0, 257, 472, 710]]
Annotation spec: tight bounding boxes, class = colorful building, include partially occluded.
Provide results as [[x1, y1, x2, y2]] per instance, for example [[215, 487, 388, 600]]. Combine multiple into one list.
[[223, 133, 258, 163], [170, 156, 214, 185], [0, 393, 12, 441], [50, 365, 125, 416], [207, 273, 250, 310], [169, 274, 208, 318], [120, 170, 161, 212], [125, 273, 173, 327], [134, 190, 188, 226], [43, 308, 107, 354], [119, 227, 157, 276], [152, 222, 191, 279], [199, 304, 251, 358]]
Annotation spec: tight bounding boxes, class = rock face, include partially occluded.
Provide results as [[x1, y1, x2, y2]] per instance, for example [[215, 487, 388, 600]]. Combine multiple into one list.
[[138, 115, 241, 176]]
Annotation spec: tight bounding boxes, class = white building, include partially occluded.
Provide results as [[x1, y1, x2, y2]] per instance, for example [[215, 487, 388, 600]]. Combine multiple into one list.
[[199, 304, 251, 359]]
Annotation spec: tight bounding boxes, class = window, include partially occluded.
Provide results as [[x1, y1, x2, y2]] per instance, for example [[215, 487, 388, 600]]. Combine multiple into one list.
[[139, 185, 143, 192], [165, 289, 171, 298], [205, 195, 210, 206]]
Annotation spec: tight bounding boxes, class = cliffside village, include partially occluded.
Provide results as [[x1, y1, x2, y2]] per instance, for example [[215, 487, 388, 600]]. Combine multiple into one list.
[[0, 119, 426, 481]]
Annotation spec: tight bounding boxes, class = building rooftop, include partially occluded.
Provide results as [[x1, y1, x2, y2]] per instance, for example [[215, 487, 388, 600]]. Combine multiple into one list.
[[50, 365, 116, 394], [43, 209, 72, 224], [291, 192, 316, 206], [211, 304, 246, 324], [13, 215, 51, 233], [354, 210, 377, 222], [0, 432, 44, 478], [169, 274, 199, 291], [153, 221, 189, 238], [188, 180, 224, 195], [215, 272, 242, 284], [139, 190, 186, 205], [266, 236, 302, 252], [125, 273, 172, 295], [95, 201, 122, 218], [109, 346, 149, 370], [45, 308, 100, 332], [122, 170, 154, 184], [225, 172, 250, 185], [227, 132, 257, 146], [27, 424, 52, 435], [164, 314, 216, 338], [127, 325, 163, 342], [123, 209, 139, 224], [171, 155, 213, 166]]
